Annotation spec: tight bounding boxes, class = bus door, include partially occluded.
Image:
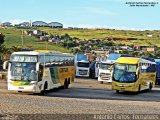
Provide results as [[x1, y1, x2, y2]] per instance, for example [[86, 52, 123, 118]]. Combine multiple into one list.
[[139, 65, 149, 89], [50, 67, 59, 84]]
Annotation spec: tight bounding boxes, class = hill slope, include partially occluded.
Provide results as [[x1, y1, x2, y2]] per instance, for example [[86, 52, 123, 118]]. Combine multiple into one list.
[[0, 28, 69, 53], [1, 27, 160, 52], [38, 27, 160, 46]]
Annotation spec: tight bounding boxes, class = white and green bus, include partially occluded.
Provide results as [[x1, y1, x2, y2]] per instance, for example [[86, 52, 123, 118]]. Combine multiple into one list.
[[3, 50, 75, 94]]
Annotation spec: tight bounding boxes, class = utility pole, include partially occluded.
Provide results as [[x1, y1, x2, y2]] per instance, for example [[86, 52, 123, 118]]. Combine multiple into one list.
[[21, 30, 24, 48], [45, 40, 48, 50]]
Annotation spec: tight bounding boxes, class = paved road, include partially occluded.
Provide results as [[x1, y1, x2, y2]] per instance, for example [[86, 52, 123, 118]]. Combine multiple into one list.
[[0, 78, 160, 120], [46, 78, 160, 102]]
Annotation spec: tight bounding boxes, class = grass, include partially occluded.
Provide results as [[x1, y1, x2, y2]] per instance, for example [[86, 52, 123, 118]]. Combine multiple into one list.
[[0, 27, 69, 53], [38, 27, 160, 46], [1, 27, 160, 52]]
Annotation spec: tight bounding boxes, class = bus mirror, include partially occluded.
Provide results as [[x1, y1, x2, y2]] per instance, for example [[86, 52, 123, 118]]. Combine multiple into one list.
[[109, 65, 113, 72], [36, 63, 40, 71], [3, 61, 9, 70], [136, 67, 139, 75]]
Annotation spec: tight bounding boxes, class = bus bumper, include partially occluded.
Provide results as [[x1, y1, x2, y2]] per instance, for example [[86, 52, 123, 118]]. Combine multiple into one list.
[[98, 77, 112, 83], [112, 82, 138, 92], [8, 84, 41, 93]]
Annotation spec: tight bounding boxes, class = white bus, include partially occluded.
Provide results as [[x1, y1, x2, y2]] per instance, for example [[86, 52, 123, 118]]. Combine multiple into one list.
[[3, 50, 75, 94]]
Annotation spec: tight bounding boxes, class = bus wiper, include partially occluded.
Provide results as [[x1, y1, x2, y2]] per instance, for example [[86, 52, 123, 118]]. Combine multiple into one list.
[[10, 79, 22, 81]]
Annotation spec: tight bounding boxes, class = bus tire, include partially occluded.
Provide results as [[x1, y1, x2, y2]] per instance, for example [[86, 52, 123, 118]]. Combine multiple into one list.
[[138, 85, 141, 92], [100, 81, 103, 84], [68, 78, 70, 84], [116, 90, 119, 93], [148, 83, 152, 92], [41, 82, 48, 95]]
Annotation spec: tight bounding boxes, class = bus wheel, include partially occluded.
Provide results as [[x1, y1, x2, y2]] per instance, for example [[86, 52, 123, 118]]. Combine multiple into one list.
[[92, 74, 95, 79], [148, 83, 152, 92], [116, 90, 119, 93], [63, 79, 69, 89], [138, 85, 141, 92], [100, 81, 103, 84]]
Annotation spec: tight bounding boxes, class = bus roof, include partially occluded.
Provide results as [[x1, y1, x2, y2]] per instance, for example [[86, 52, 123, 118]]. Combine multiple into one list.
[[116, 57, 140, 64], [116, 57, 156, 64], [11, 50, 74, 57], [140, 59, 156, 64]]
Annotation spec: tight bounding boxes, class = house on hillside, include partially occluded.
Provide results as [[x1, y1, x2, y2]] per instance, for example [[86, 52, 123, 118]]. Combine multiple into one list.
[[40, 36, 49, 41], [146, 47, 155, 52], [141, 46, 155, 52], [32, 21, 48, 27], [15, 22, 30, 27], [1, 22, 12, 27], [48, 22, 63, 28], [24, 30, 33, 36], [147, 33, 153, 38], [134, 43, 141, 50], [33, 30, 47, 36], [147, 34, 153, 38]]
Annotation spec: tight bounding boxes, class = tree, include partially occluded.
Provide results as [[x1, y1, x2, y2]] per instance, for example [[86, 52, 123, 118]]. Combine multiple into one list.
[[49, 34, 54, 38], [61, 33, 71, 40], [0, 45, 10, 61], [155, 50, 160, 58], [0, 33, 5, 44], [144, 52, 154, 58]]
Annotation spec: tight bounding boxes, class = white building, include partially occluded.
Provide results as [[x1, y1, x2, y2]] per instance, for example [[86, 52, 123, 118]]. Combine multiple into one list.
[[48, 22, 63, 28]]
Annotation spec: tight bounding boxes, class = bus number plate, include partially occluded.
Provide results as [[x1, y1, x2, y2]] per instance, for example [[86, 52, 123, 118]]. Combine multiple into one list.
[[121, 88, 125, 90], [19, 87, 24, 89]]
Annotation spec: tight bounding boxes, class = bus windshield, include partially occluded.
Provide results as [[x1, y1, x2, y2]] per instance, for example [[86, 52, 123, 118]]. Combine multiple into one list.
[[77, 62, 89, 68], [113, 63, 137, 83], [99, 63, 112, 70], [10, 62, 37, 81]]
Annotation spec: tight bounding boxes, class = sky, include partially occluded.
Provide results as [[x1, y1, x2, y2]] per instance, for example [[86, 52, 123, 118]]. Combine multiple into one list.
[[0, 0, 160, 30]]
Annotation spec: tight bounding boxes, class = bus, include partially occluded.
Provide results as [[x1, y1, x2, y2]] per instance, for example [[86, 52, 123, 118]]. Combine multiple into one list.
[[3, 50, 75, 94], [112, 57, 156, 93]]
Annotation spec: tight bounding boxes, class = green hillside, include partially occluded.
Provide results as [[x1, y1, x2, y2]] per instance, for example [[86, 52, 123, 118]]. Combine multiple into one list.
[[38, 27, 160, 46], [0, 27, 69, 53], [1, 27, 160, 52]]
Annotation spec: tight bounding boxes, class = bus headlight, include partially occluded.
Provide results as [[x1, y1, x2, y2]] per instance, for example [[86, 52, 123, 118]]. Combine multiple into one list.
[[30, 81, 37, 85]]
